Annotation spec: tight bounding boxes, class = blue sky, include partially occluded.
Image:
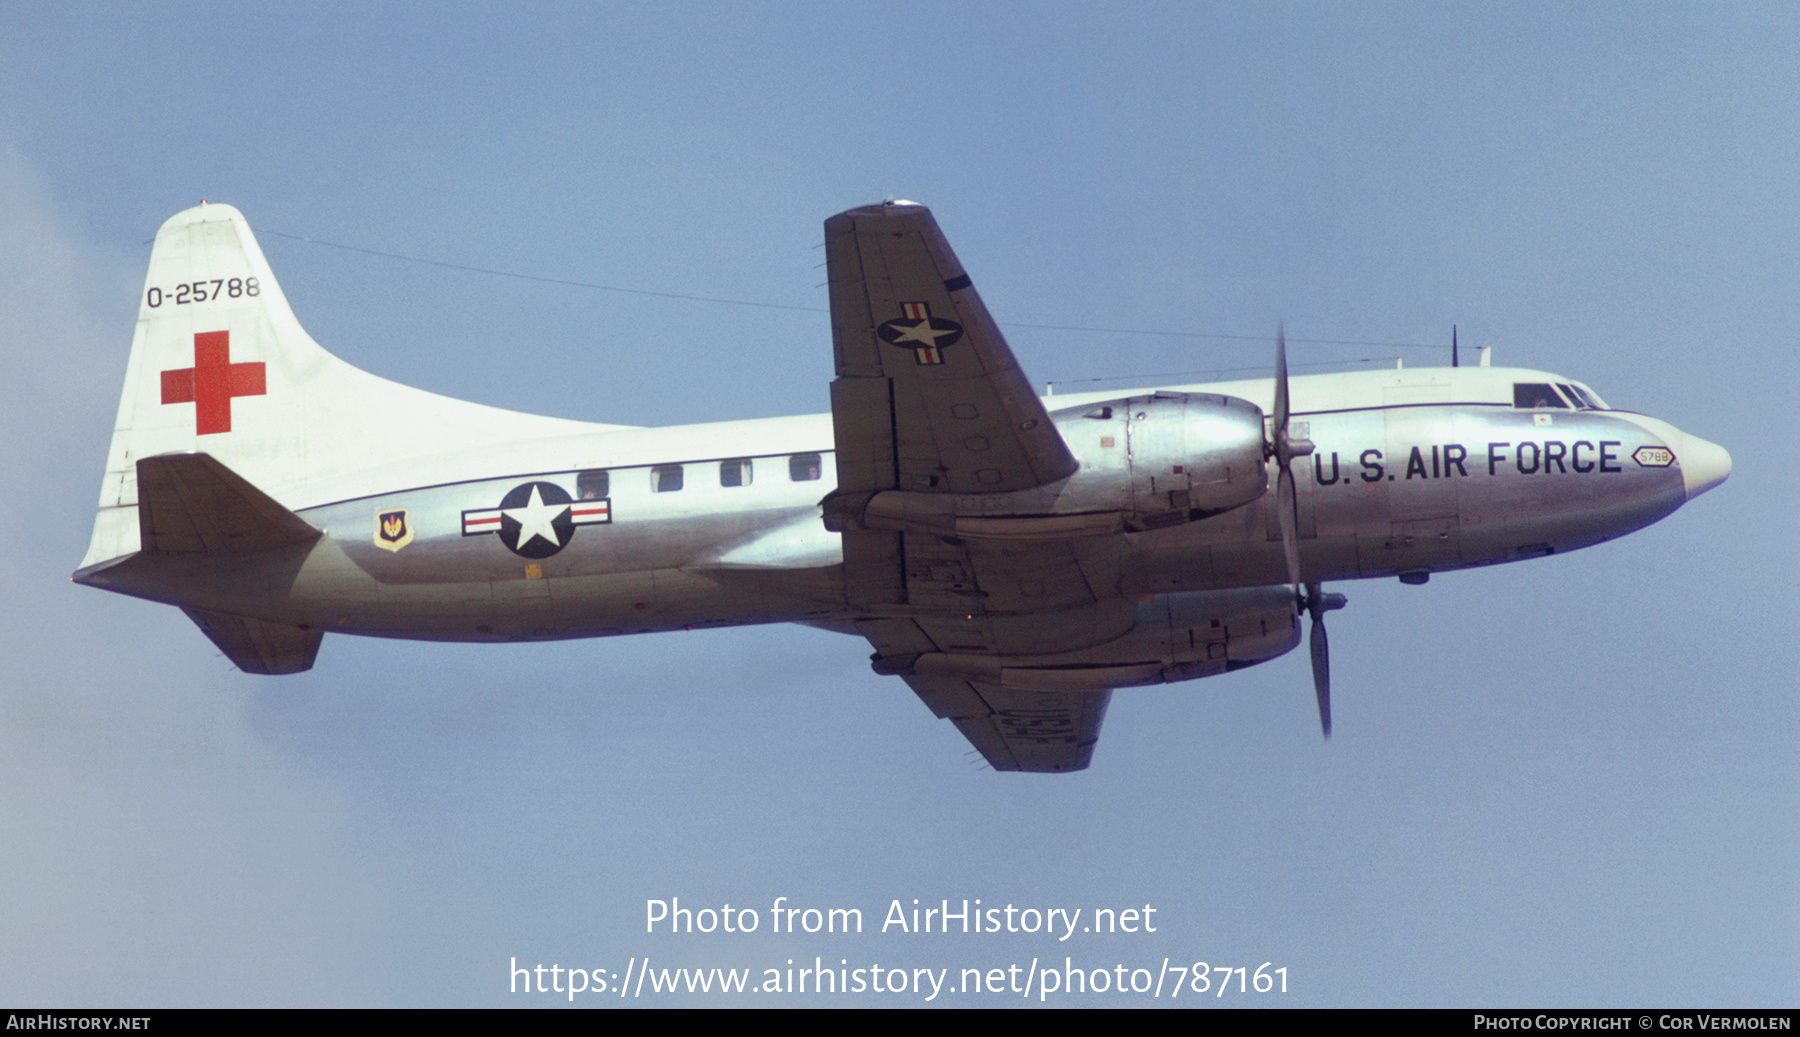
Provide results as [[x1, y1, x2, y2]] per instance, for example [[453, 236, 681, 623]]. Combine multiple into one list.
[[1, 2, 1792, 1006]]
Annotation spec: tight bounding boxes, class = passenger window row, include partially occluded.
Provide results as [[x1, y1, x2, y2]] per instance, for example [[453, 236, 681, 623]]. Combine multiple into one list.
[[575, 452, 825, 495]]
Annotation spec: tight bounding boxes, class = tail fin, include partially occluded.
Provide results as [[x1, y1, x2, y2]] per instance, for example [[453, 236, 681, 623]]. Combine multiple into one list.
[[80, 203, 612, 571]]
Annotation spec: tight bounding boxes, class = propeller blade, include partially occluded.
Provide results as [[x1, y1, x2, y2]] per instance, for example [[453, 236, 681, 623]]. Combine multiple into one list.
[[1274, 324, 1290, 437], [1271, 325, 1303, 596], [1303, 583, 1346, 739], [1278, 464, 1300, 595], [1309, 606, 1331, 739]]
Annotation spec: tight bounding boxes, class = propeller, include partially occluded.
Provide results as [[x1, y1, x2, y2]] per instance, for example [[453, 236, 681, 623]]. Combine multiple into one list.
[[1267, 327, 1346, 738], [1269, 326, 1313, 594], [1303, 581, 1347, 738]]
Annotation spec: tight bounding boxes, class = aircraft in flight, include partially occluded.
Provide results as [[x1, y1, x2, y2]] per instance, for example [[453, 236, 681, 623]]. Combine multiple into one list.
[[74, 201, 1730, 772]]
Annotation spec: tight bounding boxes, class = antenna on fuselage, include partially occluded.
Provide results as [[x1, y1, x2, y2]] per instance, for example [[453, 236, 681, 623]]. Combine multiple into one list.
[[1452, 325, 1459, 367]]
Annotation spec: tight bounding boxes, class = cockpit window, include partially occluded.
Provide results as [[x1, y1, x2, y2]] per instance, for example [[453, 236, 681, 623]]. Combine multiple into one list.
[[1513, 383, 1569, 409], [1559, 383, 1599, 410]]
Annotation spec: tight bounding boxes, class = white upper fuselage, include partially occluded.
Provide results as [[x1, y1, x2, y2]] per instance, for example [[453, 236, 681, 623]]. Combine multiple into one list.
[[164, 361, 1704, 644]]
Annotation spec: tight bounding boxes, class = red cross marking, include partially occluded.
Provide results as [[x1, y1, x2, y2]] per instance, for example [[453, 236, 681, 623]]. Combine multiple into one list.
[[160, 330, 266, 435]]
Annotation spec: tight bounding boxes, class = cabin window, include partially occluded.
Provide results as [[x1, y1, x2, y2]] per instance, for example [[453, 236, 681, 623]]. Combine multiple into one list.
[[1512, 383, 1569, 409], [576, 469, 609, 499], [652, 464, 684, 492], [720, 458, 752, 487], [789, 452, 823, 481]]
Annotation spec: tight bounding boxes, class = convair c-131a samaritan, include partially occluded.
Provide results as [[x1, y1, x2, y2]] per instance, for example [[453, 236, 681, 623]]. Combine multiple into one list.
[[75, 201, 1730, 772]]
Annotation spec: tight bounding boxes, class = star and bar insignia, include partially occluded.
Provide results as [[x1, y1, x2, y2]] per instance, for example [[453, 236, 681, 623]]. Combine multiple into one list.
[[877, 302, 964, 365], [462, 481, 611, 559]]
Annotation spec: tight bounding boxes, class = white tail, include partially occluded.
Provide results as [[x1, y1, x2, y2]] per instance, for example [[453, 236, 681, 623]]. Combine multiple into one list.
[[81, 203, 621, 570]]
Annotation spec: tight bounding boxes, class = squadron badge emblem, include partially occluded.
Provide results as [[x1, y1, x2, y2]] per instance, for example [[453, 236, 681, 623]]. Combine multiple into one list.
[[374, 508, 414, 552]]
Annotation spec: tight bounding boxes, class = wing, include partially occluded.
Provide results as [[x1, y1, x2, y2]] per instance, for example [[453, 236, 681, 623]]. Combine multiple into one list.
[[856, 614, 1112, 772], [826, 205, 1124, 771], [825, 201, 1091, 611], [825, 201, 1076, 499], [904, 673, 1110, 773]]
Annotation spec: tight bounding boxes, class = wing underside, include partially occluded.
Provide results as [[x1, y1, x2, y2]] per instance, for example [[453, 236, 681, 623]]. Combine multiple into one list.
[[903, 672, 1110, 773], [824, 202, 1076, 498]]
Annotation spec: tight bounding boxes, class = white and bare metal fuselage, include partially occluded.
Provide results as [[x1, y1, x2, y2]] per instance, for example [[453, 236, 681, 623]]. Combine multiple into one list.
[[81, 366, 1723, 646]]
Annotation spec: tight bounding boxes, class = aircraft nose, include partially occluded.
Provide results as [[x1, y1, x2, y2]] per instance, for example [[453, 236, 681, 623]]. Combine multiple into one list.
[[1673, 431, 1731, 500], [1613, 413, 1731, 502]]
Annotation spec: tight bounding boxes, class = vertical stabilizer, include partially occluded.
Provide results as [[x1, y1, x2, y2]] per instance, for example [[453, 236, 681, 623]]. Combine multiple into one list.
[[81, 203, 613, 571]]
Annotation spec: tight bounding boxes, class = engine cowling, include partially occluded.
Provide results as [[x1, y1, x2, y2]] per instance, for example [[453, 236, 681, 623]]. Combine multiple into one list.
[[1119, 392, 1268, 529], [826, 391, 1269, 539]]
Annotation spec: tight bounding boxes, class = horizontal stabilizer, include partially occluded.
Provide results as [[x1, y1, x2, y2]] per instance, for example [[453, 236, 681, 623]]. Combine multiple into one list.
[[137, 453, 320, 556], [181, 606, 321, 675]]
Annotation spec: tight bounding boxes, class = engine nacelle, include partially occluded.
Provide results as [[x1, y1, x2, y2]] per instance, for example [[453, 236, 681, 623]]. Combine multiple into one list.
[[1115, 392, 1268, 529], [824, 391, 1269, 539], [898, 585, 1300, 691]]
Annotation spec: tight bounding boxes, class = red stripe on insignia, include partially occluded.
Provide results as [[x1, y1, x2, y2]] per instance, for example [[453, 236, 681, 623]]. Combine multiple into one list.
[[903, 301, 928, 320]]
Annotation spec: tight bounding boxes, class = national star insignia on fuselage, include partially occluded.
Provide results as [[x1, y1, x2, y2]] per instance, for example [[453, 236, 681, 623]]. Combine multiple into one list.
[[505, 484, 569, 554]]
